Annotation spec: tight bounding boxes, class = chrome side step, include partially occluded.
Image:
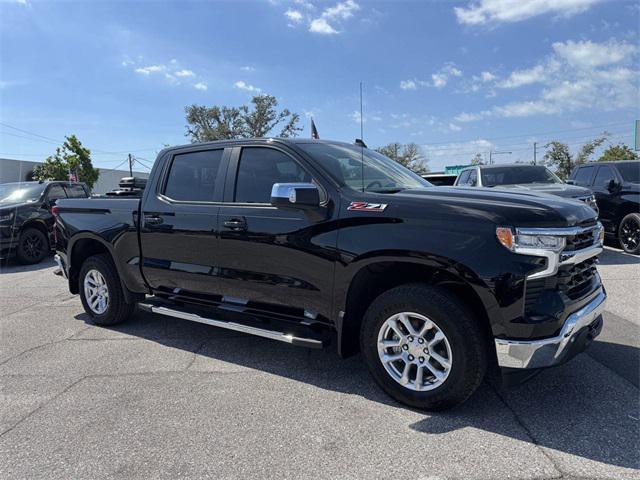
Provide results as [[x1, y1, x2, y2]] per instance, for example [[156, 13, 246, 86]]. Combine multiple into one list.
[[138, 303, 324, 349]]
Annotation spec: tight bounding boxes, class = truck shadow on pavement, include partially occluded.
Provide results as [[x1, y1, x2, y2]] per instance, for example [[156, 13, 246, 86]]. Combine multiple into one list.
[[73, 308, 640, 472], [0, 255, 56, 274]]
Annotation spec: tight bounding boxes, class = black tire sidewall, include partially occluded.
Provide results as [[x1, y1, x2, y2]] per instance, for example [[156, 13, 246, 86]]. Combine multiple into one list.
[[618, 213, 640, 255], [360, 285, 486, 410], [16, 228, 48, 264], [79, 254, 129, 326]]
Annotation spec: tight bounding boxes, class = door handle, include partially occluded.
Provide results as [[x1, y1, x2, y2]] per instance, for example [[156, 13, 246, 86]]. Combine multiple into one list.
[[224, 218, 247, 231], [144, 214, 163, 226]]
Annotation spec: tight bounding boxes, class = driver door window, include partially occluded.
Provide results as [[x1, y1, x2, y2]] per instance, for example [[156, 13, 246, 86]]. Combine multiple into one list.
[[468, 170, 478, 187], [593, 166, 615, 190]]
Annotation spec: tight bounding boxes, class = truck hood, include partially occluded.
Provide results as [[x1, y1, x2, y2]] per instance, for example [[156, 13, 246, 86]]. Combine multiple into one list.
[[0, 201, 35, 210], [386, 186, 597, 228], [492, 183, 592, 198]]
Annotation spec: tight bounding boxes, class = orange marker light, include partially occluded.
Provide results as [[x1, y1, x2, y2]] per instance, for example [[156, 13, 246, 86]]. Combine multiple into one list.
[[496, 227, 514, 250]]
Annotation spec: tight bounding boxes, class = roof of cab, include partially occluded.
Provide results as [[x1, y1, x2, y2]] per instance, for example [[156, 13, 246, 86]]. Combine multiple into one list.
[[160, 138, 360, 156]]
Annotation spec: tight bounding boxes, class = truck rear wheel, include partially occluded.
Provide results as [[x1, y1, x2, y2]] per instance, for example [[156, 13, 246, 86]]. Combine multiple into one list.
[[360, 284, 487, 411], [79, 253, 135, 326]]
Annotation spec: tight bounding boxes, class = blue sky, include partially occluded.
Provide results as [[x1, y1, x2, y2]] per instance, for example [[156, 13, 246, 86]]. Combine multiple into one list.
[[1, 0, 638, 172]]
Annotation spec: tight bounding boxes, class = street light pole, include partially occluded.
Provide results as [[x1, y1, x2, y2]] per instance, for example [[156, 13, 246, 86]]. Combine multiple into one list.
[[489, 150, 512, 165]]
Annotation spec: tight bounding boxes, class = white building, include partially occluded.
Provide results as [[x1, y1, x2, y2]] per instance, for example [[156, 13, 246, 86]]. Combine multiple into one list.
[[0, 158, 150, 195]]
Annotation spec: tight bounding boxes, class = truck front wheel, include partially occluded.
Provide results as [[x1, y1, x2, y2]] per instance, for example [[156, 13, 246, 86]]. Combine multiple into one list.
[[360, 284, 487, 411], [79, 254, 136, 326]]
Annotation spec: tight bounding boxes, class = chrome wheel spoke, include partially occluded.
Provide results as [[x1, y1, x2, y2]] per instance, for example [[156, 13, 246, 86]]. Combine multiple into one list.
[[400, 362, 411, 385], [430, 351, 451, 370], [415, 365, 425, 391], [382, 353, 403, 364], [84, 269, 109, 315], [381, 338, 402, 348], [428, 331, 444, 348], [397, 313, 417, 336], [424, 360, 444, 381]]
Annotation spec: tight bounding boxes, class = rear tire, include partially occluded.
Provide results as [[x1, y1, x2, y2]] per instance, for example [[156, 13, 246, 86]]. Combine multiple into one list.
[[16, 227, 48, 264], [79, 254, 135, 326], [360, 284, 487, 411], [618, 213, 640, 255]]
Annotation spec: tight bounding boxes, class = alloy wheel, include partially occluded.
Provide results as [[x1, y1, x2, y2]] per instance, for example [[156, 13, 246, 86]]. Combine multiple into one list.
[[620, 217, 640, 252], [83, 269, 109, 315], [377, 312, 453, 391]]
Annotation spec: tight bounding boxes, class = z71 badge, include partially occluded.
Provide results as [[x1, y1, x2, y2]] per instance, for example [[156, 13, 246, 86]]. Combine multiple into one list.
[[347, 201, 388, 212]]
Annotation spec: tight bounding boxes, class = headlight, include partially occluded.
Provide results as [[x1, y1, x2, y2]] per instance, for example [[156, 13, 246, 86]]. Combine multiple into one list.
[[496, 227, 566, 252], [0, 211, 14, 223]]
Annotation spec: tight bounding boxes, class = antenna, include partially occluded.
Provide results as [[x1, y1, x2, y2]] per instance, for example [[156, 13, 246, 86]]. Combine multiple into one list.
[[359, 81, 365, 192]]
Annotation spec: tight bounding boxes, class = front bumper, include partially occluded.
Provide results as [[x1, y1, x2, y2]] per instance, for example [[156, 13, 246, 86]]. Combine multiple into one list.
[[495, 287, 606, 369]]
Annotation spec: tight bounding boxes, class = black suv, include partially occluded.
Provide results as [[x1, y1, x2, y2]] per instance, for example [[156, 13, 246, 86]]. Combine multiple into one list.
[[569, 160, 640, 254], [0, 181, 90, 264], [455, 164, 598, 213]]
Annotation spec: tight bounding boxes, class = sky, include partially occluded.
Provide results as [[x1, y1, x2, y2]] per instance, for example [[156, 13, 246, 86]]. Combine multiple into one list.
[[1, 0, 639, 173]]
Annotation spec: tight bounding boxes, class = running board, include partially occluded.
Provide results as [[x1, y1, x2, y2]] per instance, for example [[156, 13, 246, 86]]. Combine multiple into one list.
[[138, 303, 324, 349]]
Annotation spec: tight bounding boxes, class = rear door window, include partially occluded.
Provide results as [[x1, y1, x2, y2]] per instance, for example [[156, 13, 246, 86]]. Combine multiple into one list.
[[164, 149, 225, 202], [46, 184, 67, 202], [572, 166, 595, 186]]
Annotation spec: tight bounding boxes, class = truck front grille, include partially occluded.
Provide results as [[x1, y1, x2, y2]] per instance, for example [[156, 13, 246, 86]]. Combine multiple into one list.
[[557, 257, 599, 300], [564, 228, 598, 252]]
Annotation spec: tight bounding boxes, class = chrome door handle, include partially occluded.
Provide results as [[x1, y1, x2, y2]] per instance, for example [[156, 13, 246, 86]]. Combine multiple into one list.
[[144, 215, 163, 226], [224, 218, 247, 231]]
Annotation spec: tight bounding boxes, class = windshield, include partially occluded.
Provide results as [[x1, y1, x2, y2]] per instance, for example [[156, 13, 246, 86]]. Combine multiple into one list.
[[616, 162, 640, 183], [481, 166, 562, 187], [297, 143, 431, 192], [0, 183, 46, 204]]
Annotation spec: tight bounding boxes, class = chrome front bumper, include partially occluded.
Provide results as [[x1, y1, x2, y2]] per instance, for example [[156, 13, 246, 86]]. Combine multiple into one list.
[[495, 288, 606, 369]]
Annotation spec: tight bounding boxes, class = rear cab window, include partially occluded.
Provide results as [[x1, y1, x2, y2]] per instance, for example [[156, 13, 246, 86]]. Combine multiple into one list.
[[64, 184, 89, 198], [163, 149, 225, 202]]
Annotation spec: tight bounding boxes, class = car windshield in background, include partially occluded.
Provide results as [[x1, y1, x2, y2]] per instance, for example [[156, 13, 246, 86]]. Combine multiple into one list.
[[297, 143, 430, 192], [0, 183, 45, 204], [481, 166, 562, 187], [616, 162, 640, 184]]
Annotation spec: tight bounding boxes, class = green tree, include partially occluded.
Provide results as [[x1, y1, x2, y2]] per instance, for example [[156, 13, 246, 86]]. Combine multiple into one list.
[[598, 144, 638, 162], [32, 135, 99, 189], [544, 134, 608, 179], [470, 153, 484, 165], [375, 142, 430, 175], [185, 94, 302, 142]]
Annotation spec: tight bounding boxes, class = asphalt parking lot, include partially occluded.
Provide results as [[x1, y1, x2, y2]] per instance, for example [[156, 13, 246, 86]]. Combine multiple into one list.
[[0, 248, 638, 480]]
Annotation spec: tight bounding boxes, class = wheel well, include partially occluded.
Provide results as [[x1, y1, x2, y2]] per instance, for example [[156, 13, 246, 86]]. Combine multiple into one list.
[[69, 239, 111, 294], [340, 262, 492, 358]]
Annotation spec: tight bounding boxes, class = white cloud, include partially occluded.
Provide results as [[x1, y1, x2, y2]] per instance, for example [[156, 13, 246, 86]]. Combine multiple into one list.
[[175, 69, 195, 77], [234, 80, 262, 93], [134, 65, 166, 75], [455, 0, 600, 26], [400, 79, 417, 90], [431, 73, 448, 88], [552, 39, 637, 68], [194, 82, 208, 91], [449, 123, 462, 132], [431, 64, 462, 88], [285, 9, 304, 23], [323, 0, 359, 20], [499, 64, 547, 88], [453, 37, 639, 122], [309, 17, 338, 34], [480, 71, 496, 82], [241, 66, 256, 72]]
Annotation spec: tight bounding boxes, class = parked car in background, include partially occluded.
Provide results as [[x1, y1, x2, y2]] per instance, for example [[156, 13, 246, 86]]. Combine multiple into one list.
[[421, 172, 457, 186], [568, 160, 640, 254], [454, 164, 599, 213], [53, 138, 605, 410], [0, 181, 90, 264]]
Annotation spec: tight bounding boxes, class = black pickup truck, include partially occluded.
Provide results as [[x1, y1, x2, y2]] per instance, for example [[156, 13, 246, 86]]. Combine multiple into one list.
[[53, 139, 606, 410]]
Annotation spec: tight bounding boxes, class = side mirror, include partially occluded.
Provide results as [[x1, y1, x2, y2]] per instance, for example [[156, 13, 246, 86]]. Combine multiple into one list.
[[606, 179, 618, 192], [270, 183, 320, 209], [565, 179, 575, 185]]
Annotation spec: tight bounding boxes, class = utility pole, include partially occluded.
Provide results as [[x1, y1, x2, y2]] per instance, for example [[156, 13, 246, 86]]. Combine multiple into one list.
[[128, 154, 133, 177], [533, 142, 537, 165]]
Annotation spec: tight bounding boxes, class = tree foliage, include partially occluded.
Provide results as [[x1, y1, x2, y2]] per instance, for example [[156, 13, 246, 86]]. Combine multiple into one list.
[[32, 135, 99, 189], [598, 144, 638, 162], [544, 133, 608, 179], [470, 153, 484, 165], [375, 142, 430, 175], [185, 94, 302, 142]]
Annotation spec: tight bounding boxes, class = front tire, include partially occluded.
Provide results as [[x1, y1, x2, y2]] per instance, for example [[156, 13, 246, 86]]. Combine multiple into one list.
[[16, 227, 48, 264], [360, 284, 487, 411], [79, 254, 135, 326], [618, 213, 640, 255]]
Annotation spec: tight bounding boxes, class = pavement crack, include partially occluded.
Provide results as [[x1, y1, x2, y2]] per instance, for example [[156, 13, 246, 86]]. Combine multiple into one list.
[[185, 339, 210, 371], [490, 383, 565, 479], [0, 326, 92, 367], [0, 375, 87, 439]]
